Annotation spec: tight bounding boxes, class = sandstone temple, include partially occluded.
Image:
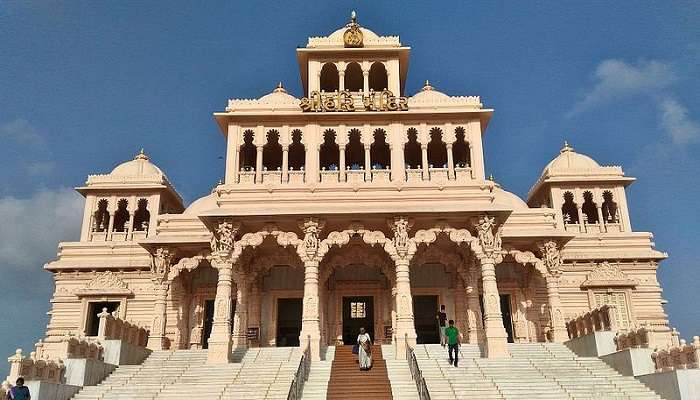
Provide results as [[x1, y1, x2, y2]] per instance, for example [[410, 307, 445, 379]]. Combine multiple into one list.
[[5, 13, 699, 400]]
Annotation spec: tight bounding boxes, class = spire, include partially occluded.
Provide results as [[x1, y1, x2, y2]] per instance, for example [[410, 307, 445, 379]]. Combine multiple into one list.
[[488, 173, 494, 182], [422, 80, 434, 91], [135, 148, 149, 160], [560, 140, 574, 153], [273, 82, 287, 93], [350, 10, 357, 25]]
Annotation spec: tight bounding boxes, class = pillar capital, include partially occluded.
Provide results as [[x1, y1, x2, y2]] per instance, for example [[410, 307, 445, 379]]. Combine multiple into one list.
[[151, 247, 175, 285], [537, 239, 563, 277]]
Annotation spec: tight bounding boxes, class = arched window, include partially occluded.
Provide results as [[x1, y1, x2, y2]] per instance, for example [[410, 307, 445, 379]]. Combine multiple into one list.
[[427, 127, 447, 168], [320, 63, 339, 92], [319, 129, 339, 170], [239, 129, 256, 171], [452, 126, 471, 167], [370, 129, 390, 169], [113, 199, 129, 232], [582, 191, 599, 224], [562, 192, 579, 224], [133, 198, 150, 231], [263, 129, 282, 171], [288, 129, 305, 170], [368, 62, 388, 91], [345, 62, 363, 92], [602, 191, 619, 223], [345, 129, 364, 170], [93, 199, 110, 232], [404, 128, 421, 169]]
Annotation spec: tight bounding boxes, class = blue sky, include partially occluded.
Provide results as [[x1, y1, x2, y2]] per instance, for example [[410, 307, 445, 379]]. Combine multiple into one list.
[[1, 1, 698, 376]]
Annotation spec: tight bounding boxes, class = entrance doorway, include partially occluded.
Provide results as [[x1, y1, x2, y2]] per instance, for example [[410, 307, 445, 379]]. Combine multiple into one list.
[[500, 294, 514, 343], [342, 296, 374, 344], [202, 300, 215, 349], [277, 298, 302, 347], [413, 295, 439, 344], [86, 301, 120, 336]]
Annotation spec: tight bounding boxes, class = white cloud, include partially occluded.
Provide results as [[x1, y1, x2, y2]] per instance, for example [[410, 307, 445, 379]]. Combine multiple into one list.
[[0, 188, 84, 268], [569, 59, 677, 116], [659, 97, 700, 145], [0, 118, 44, 146]]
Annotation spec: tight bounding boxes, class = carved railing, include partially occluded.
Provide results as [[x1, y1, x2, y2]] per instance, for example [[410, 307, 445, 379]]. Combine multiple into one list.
[[652, 336, 700, 372], [615, 326, 651, 351], [406, 336, 431, 400], [6, 349, 65, 384], [53, 335, 103, 361], [565, 305, 618, 339], [96, 309, 149, 347], [287, 336, 311, 400]]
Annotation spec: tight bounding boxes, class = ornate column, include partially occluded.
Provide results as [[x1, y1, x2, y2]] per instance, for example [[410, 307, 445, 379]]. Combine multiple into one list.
[[538, 240, 568, 342], [282, 145, 289, 183], [231, 272, 249, 349], [207, 221, 239, 363], [474, 215, 510, 357], [364, 144, 371, 180], [596, 205, 606, 231], [255, 145, 263, 183], [389, 216, 417, 358], [298, 218, 324, 360], [421, 144, 429, 180], [106, 206, 116, 241], [339, 70, 345, 91], [339, 142, 346, 181], [446, 143, 455, 179], [148, 247, 175, 350], [362, 69, 370, 93], [127, 197, 136, 240]]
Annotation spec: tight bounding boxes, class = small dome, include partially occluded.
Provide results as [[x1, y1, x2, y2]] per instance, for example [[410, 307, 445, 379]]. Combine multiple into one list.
[[111, 149, 164, 176], [183, 192, 218, 216], [257, 83, 298, 104], [543, 142, 601, 173], [410, 80, 450, 101], [494, 187, 529, 210]]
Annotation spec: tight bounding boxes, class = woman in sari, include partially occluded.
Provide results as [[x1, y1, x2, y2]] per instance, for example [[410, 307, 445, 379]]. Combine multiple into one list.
[[357, 327, 372, 371]]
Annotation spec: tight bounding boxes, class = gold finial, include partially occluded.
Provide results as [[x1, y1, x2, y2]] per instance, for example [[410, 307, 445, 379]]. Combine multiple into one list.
[[273, 82, 287, 93], [344, 10, 363, 48], [561, 140, 573, 153], [135, 148, 149, 160], [422, 80, 434, 91]]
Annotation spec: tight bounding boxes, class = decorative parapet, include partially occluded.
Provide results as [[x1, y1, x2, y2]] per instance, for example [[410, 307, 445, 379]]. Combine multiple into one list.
[[565, 305, 618, 339], [615, 326, 651, 350], [96, 308, 149, 347], [306, 35, 400, 48], [54, 335, 103, 361], [408, 94, 482, 107], [652, 336, 700, 372], [6, 348, 65, 384]]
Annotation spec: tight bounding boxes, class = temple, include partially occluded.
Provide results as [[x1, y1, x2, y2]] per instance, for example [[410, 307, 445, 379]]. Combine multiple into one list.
[[11, 13, 695, 400]]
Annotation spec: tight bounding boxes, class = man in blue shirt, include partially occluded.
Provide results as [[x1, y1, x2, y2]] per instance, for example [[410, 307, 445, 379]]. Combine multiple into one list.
[[7, 378, 31, 400]]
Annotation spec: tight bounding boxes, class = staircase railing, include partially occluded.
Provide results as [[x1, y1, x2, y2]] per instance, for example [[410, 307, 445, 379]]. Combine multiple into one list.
[[287, 335, 312, 400], [406, 335, 431, 400]]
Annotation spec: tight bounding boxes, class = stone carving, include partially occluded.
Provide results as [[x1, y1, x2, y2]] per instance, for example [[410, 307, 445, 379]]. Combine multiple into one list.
[[473, 214, 502, 257], [565, 305, 618, 339], [151, 247, 175, 284], [297, 218, 327, 262], [76, 271, 131, 296], [97, 308, 149, 346], [537, 240, 562, 277], [211, 221, 237, 254], [581, 261, 636, 287], [615, 326, 651, 350], [6, 349, 65, 385], [56, 334, 103, 360], [304, 296, 318, 319], [169, 253, 207, 281], [652, 336, 700, 372]]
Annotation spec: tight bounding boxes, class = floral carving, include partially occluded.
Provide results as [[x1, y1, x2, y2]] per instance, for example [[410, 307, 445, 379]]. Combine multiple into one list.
[[79, 271, 130, 295], [298, 218, 326, 262], [211, 221, 238, 254], [151, 247, 175, 285], [473, 214, 501, 256], [537, 240, 562, 278], [581, 261, 636, 287]]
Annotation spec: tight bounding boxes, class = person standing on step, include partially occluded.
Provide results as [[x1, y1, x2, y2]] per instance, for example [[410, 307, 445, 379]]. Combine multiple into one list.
[[357, 327, 372, 371], [445, 319, 460, 367], [7, 378, 31, 400], [437, 304, 447, 347]]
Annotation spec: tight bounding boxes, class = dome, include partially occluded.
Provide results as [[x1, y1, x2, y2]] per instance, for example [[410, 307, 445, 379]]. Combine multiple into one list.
[[257, 83, 298, 104], [410, 80, 450, 101], [110, 149, 165, 177], [183, 192, 218, 216], [543, 142, 601, 174], [494, 187, 529, 210]]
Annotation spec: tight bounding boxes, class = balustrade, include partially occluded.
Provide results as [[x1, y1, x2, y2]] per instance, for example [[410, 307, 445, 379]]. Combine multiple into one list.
[[6, 349, 65, 385], [615, 326, 651, 350], [652, 336, 700, 372], [565, 305, 618, 339], [95, 309, 149, 347], [54, 335, 103, 361]]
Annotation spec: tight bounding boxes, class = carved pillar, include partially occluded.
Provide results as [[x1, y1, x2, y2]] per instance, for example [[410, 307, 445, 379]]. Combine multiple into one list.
[[538, 240, 568, 342], [231, 273, 249, 349], [421, 144, 429, 180], [339, 70, 345, 91], [364, 145, 371, 180], [249, 281, 261, 346], [282, 145, 289, 183], [576, 203, 585, 233], [339, 143, 346, 181], [466, 283, 484, 344], [127, 210, 135, 240], [362, 69, 369, 93], [106, 209, 116, 241], [148, 247, 174, 350], [389, 216, 417, 358], [207, 221, 239, 363], [255, 145, 263, 183], [596, 205, 605, 232], [299, 218, 323, 360], [446, 143, 455, 179]]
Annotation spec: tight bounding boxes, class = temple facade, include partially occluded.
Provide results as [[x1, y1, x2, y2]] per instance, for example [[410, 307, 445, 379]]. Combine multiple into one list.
[[41, 15, 671, 364]]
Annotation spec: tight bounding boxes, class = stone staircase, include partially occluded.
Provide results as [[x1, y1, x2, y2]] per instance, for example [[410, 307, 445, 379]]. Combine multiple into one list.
[[326, 345, 392, 400], [415, 343, 663, 400], [301, 346, 335, 400], [381, 344, 420, 400], [71, 347, 301, 400]]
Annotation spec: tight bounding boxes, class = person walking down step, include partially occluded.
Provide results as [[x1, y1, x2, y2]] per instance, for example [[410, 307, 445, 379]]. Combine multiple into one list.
[[445, 319, 460, 367], [6, 378, 31, 400], [437, 304, 447, 347], [357, 327, 373, 371]]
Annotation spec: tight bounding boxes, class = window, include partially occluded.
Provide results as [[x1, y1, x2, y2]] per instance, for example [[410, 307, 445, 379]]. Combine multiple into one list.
[[345, 62, 363, 92], [452, 126, 471, 168], [319, 129, 339, 170], [133, 198, 150, 231], [404, 128, 421, 169], [320, 63, 339, 92], [370, 129, 390, 169], [86, 301, 120, 336], [93, 199, 110, 232], [427, 127, 447, 168], [562, 192, 579, 224], [263, 129, 282, 171], [368, 62, 388, 91], [113, 198, 129, 232], [350, 301, 367, 319], [288, 129, 305, 170], [240, 129, 256, 171], [602, 191, 619, 223], [593, 291, 630, 329], [345, 129, 364, 169], [582, 191, 599, 224]]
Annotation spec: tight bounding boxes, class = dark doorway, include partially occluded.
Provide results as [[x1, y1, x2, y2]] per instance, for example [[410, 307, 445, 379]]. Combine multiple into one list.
[[342, 296, 374, 344], [277, 298, 302, 347], [86, 301, 120, 336], [202, 300, 215, 349], [413, 295, 439, 344], [500, 294, 514, 343]]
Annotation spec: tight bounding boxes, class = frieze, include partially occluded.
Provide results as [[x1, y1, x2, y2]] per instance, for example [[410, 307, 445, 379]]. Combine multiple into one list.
[[300, 89, 408, 112], [75, 271, 132, 297], [581, 261, 637, 288]]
